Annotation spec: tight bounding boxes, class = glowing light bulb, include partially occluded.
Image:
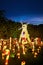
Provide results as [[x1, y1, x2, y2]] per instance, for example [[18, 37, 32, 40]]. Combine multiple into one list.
[[21, 61, 26, 65]]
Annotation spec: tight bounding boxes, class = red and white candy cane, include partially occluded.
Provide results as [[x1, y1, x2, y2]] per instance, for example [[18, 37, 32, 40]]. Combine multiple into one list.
[[2, 49, 10, 65], [5, 49, 10, 65], [2, 45, 7, 59]]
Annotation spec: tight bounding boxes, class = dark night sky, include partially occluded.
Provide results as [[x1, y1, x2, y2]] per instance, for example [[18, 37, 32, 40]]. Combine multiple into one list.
[[0, 0, 43, 25]]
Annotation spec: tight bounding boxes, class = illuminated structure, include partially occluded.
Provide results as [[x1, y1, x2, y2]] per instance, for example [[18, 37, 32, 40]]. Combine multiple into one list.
[[19, 24, 31, 44], [19, 23, 31, 54]]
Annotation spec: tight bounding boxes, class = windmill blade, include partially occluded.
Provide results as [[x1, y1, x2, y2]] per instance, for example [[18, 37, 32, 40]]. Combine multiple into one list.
[[24, 21, 30, 25], [20, 20, 30, 25], [20, 21, 23, 25], [18, 27, 22, 30], [21, 21, 29, 25], [26, 22, 30, 25]]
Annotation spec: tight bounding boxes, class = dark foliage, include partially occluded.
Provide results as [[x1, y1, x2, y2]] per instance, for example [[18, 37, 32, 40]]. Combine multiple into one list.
[[0, 10, 43, 40]]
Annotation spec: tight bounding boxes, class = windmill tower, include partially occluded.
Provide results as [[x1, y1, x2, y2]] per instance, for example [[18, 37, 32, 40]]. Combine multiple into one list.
[[19, 23, 31, 44]]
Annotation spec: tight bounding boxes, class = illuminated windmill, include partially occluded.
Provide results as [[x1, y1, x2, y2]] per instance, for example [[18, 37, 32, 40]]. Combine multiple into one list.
[[19, 23, 31, 44]]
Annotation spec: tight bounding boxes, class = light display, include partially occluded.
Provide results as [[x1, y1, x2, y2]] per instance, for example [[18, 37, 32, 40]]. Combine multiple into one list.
[[0, 23, 43, 65], [19, 24, 31, 43]]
